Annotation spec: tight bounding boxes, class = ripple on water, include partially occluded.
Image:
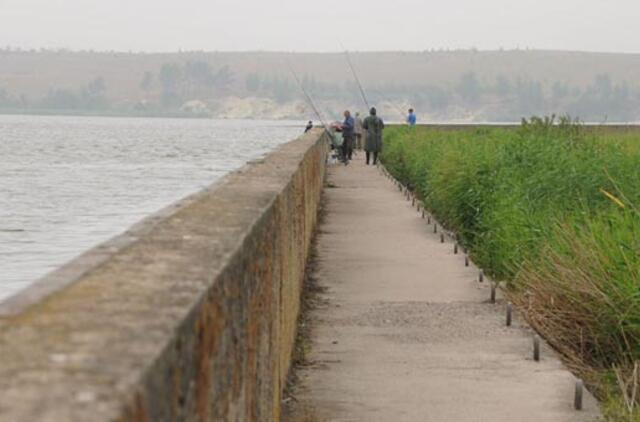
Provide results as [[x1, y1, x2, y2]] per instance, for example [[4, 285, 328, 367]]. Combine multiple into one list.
[[0, 115, 303, 302]]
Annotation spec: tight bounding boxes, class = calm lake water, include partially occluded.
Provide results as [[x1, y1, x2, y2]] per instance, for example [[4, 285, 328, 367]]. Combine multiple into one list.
[[0, 115, 302, 302]]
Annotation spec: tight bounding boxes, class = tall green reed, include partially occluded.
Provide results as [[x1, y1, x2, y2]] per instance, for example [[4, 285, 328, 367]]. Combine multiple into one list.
[[382, 121, 640, 418]]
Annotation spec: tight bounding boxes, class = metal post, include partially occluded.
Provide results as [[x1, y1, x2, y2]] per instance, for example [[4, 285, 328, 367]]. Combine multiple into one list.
[[440, 233, 445, 243], [433, 223, 437, 234], [454, 244, 458, 254], [465, 256, 469, 267], [490, 284, 496, 303], [533, 335, 540, 362], [574, 380, 584, 410], [506, 303, 513, 327], [479, 270, 484, 283]]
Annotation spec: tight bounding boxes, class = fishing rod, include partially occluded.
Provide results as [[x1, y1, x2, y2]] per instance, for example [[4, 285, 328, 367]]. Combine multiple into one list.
[[342, 47, 409, 122], [341, 47, 371, 110], [284, 58, 332, 135]]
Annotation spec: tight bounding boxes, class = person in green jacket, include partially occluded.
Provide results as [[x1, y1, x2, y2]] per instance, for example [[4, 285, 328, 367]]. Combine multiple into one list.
[[363, 107, 384, 165]]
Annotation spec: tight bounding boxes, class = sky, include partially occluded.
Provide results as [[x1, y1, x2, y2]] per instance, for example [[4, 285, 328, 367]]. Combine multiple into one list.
[[0, 0, 638, 54]]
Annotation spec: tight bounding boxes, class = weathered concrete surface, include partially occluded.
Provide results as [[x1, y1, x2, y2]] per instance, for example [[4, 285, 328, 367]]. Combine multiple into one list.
[[0, 129, 327, 421], [290, 154, 601, 421]]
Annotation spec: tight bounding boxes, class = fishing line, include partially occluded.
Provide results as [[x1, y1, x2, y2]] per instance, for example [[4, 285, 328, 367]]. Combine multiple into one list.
[[284, 57, 332, 135], [340, 44, 371, 110]]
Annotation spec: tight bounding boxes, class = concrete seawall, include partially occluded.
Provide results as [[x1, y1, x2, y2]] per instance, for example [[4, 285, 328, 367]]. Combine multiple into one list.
[[0, 129, 328, 421]]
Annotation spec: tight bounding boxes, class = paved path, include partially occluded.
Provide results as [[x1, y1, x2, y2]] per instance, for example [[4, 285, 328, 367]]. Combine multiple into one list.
[[291, 154, 600, 421]]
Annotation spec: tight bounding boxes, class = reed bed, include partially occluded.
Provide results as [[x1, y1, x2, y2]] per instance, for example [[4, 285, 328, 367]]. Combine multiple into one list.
[[382, 119, 640, 420]]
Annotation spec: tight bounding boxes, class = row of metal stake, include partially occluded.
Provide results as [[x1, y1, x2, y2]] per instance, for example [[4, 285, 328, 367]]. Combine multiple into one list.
[[375, 162, 585, 412]]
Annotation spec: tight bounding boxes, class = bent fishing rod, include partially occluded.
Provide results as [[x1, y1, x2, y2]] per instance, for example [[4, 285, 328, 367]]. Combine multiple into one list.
[[341, 46, 371, 110], [342, 46, 412, 122], [285, 58, 333, 135]]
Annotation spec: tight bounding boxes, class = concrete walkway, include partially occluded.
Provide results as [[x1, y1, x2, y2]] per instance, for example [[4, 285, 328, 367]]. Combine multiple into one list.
[[291, 154, 600, 421]]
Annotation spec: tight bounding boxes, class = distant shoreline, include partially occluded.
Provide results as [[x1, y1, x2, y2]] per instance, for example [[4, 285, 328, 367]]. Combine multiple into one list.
[[1, 112, 638, 127], [2, 49, 640, 123]]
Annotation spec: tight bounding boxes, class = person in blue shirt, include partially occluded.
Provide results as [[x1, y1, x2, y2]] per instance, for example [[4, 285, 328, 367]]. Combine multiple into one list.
[[407, 108, 417, 126], [341, 110, 355, 163]]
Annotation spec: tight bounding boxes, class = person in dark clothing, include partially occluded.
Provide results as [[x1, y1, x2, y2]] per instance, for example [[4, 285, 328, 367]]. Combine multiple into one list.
[[304, 120, 313, 133], [354, 112, 364, 149], [363, 107, 384, 165], [341, 110, 355, 162]]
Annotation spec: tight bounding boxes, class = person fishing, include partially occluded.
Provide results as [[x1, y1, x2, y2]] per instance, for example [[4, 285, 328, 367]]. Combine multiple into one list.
[[407, 108, 417, 126], [363, 107, 384, 165], [354, 112, 364, 150], [304, 120, 313, 133], [341, 110, 355, 162]]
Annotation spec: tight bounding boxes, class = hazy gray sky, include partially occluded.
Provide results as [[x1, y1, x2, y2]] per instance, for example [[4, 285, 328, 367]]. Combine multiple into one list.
[[0, 0, 638, 53]]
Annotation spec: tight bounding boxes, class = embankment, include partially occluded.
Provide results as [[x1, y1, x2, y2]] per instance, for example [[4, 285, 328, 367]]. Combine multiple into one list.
[[0, 129, 327, 421]]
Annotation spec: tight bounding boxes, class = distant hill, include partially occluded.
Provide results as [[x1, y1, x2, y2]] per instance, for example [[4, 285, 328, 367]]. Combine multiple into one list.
[[1, 49, 639, 122]]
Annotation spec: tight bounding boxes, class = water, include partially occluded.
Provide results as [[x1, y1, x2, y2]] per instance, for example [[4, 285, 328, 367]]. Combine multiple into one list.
[[0, 115, 302, 302]]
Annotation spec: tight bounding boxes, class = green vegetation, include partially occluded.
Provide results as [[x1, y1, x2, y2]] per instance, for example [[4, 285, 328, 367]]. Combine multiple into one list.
[[382, 119, 640, 420]]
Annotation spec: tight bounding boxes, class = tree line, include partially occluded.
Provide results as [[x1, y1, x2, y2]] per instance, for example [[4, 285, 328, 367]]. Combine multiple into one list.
[[0, 60, 639, 121], [393, 72, 640, 121], [0, 77, 108, 111]]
